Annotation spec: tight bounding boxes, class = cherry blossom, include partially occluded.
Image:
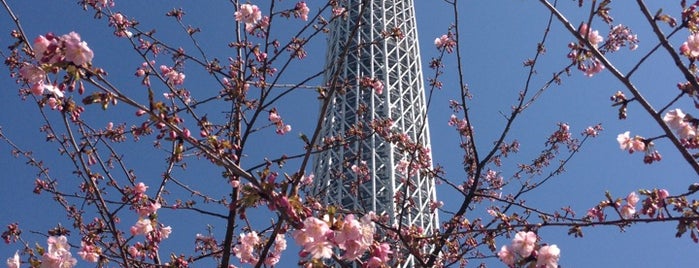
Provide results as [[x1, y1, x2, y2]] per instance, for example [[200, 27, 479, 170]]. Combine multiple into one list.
[[620, 192, 639, 219], [334, 214, 375, 260], [616, 131, 645, 153], [682, 33, 699, 58], [268, 108, 292, 135], [233, 231, 260, 264], [130, 218, 154, 236], [607, 24, 639, 51], [332, 7, 345, 17], [264, 234, 286, 266], [295, 2, 310, 21], [367, 243, 393, 267], [235, 4, 262, 25], [583, 58, 605, 77], [664, 109, 696, 139], [19, 64, 46, 84], [6, 251, 19, 268], [42, 236, 77, 268], [434, 34, 456, 53], [159, 225, 173, 239], [579, 23, 603, 47], [77, 241, 101, 262], [663, 109, 687, 129], [511, 231, 537, 257], [33, 34, 56, 62], [497, 245, 516, 267], [536, 245, 561, 268], [62, 32, 94, 66], [134, 182, 148, 195], [159, 65, 186, 85]]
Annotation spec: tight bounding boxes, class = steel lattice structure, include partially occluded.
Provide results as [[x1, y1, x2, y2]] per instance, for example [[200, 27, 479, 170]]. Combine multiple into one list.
[[312, 0, 438, 265]]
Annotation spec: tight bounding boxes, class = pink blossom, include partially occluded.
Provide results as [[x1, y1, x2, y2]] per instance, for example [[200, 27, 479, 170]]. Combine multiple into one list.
[[77, 241, 100, 262], [130, 218, 153, 236], [292, 216, 336, 260], [370, 243, 392, 264], [6, 251, 19, 268], [334, 214, 374, 260], [617, 131, 645, 153], [683, 33, 699, 58], [511, 231, 537, 257], [159, 65, 186, 85], [497, 245, 515, 266], [42, 236, 77, 268], [620, 204, 635, 219], [583, 58, 605, 77], [19, 64, 46, 84], [372, 79, 384, 95], [264, 234, 286, 266], [434, 34, 456, 53], [235, 4, 262, 24], [626, 192, 639, 206], [620, 192, 640, 219], [137, 201, 161, 217], [268, 111, 282, 123], [678, 123, 697, 139], [536, 245, 560, 268], [134, 182, 148, 195], [47, 98, 61, 110], [332, 7, 345, 17], [579, 24, 603, 47], [128, 245, 142, 258], [62, 32, 94, 66], [301, 174, 314, 185], [587, 30, 603, 47], [295, 2, 310, 21], [305, 240, 333, 259], [233, 231, 260, 264], [33, 35, 52, 60], [663, 109, 687, 130], [276, 124, 292, 135], [303, 217, 331, 240], [658, 189, 670, 200]]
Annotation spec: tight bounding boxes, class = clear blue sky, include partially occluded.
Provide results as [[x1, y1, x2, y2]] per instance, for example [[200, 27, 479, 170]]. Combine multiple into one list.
[[1, 1, 697, 267]]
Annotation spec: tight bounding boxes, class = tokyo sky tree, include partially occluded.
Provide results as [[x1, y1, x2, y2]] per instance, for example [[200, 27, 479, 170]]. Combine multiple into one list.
[[312, 0, 438, 265]]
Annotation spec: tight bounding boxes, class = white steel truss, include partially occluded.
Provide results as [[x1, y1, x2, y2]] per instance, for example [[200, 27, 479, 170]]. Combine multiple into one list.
[[313, 0, 438, 265]]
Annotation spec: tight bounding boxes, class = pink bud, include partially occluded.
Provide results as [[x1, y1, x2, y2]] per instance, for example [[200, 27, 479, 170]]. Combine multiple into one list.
[[30, 83, 44, 95]]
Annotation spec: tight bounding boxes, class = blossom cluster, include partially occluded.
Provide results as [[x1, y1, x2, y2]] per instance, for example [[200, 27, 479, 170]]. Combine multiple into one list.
[[294, 2, 310, 21], [497, 231, 560, 268], [619, 191, 640, 219], [586, 189, 671, 223], [292, 213, 392, 267], [663, 109, 697, 140], [108, 13, 133, 38], [681, 33, 699, 59], [434, 34, 456, 53], [43, 236, 78, 268], [127, 182, 173, 260], [268, 108, 292, 135], [616, 130, 662, 164], [568, 24, 605, 77], [234, 3, 269, 34], [18, 32, 94, 99], [359, 76, 384, 95], [233, 231, 260, 264]]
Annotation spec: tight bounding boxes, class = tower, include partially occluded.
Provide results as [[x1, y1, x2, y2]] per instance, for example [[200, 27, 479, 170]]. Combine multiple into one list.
[[312, 0, 438, 265]]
